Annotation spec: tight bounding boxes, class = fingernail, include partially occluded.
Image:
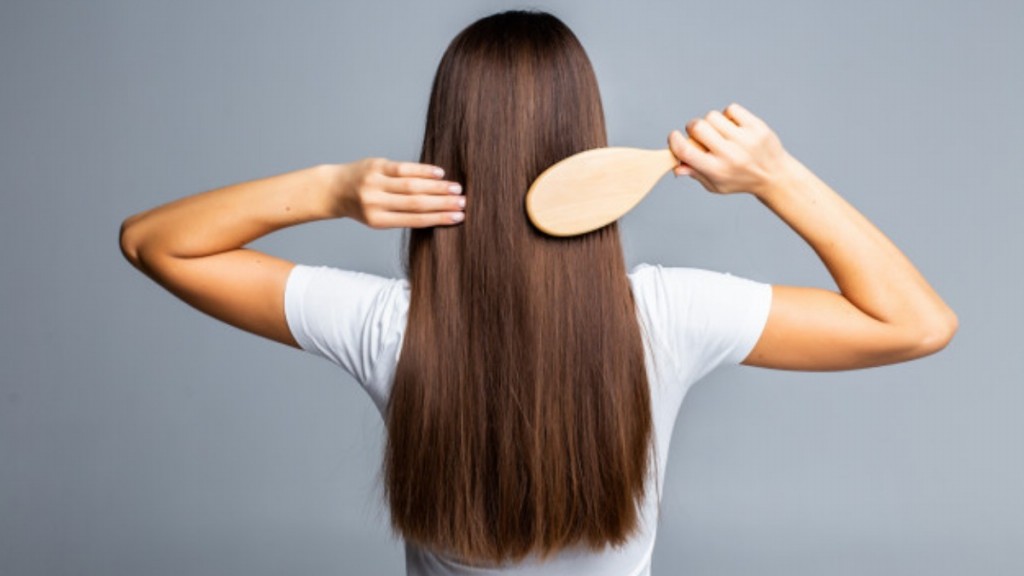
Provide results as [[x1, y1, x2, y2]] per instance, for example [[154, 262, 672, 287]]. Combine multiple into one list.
[[433, 167, 445, 177], [448, 183, 462, 194], [457, 196, 466, 208], [451, 212, 464, 222]]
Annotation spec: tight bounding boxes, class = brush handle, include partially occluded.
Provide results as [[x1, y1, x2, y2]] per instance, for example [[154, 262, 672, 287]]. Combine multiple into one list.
[[652, 147, 681, 173]]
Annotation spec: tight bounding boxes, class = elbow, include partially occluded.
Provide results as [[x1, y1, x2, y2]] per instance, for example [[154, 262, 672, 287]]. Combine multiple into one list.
[[911, 308, 959, 358], [119, 216, 143, 270]]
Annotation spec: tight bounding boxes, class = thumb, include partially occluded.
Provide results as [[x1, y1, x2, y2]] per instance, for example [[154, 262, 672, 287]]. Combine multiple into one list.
[[668, 130, 688, 160], [669, 130, 690, 177]]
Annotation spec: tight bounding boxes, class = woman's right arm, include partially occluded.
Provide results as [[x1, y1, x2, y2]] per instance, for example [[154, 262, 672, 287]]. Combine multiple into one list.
[[668, 103, 957, 370]]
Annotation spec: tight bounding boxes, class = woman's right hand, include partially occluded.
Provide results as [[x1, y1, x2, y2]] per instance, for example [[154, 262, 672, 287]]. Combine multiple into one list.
[[326, 158, 466, 229], [667, 102, 794, 198]]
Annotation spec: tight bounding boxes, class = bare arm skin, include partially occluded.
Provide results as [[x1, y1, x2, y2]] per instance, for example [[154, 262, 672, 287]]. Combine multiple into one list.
[[122, 103, 955, 370], [669, 103, 958, 370], [119, 160, 465, 347]]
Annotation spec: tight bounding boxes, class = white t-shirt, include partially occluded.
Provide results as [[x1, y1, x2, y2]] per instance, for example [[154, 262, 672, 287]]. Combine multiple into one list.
[[284, 262, 773, 576]]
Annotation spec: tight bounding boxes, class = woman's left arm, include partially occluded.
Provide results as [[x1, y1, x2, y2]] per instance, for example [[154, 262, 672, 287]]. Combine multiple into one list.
[[119, 160, 465, 347]]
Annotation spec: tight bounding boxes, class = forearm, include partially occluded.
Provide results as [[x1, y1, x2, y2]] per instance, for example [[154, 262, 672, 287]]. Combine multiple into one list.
[[756, 155, 957, 336], [120, 164, 337, 267]]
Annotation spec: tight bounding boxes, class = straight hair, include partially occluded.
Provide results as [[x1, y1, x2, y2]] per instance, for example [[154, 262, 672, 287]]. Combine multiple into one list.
[[385, 10, 653, 565]]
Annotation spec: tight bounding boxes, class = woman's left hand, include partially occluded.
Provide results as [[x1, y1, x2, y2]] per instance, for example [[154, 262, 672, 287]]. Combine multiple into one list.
[[327, 158, 466, 228]]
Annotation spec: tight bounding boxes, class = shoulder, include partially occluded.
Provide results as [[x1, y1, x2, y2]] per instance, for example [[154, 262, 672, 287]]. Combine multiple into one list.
[[627, 262, 773, 378], [628, 262, 768, 311], [286, 264, 408, 300], [284, 264, 410, 411], [285, 264, 409, 326]]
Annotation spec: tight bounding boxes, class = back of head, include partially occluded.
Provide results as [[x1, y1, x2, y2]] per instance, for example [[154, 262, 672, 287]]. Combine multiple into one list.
[[386, 10, 653, 565]]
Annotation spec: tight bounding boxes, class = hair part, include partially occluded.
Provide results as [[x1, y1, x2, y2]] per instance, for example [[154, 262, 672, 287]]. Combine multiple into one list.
[[385, 10, 654, 565]]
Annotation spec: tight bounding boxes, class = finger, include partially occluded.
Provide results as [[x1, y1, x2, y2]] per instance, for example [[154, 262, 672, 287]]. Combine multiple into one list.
[[669, 129, 715, 173], [384, 175, 463, 195], [705, 109, 742, 141], [668, 129, 708, 154], [381, 160, 446, 179], [673, 164, 694, 177], [382, 190, 466, 213], [373, 210, 465, 229], [723, 102, 765, 131], [670, 159, 715, 189], [684, 167, 717, 192], [686, 117, 730, 155]]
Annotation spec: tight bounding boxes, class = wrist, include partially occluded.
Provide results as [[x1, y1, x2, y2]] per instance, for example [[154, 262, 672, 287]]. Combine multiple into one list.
[[314, 163, 352, 219], [752, 153, 813, 205]]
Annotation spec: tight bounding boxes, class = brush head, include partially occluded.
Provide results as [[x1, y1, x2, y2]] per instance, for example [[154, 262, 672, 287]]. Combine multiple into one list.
[[525, 147, 680, 237]]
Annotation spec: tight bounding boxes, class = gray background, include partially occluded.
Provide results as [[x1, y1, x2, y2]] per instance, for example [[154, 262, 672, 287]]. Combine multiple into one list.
[[1, 0, 1021, 574]]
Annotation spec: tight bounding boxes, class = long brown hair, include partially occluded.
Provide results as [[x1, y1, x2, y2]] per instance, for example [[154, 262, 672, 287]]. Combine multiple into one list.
[[385, 10, 653, 564]]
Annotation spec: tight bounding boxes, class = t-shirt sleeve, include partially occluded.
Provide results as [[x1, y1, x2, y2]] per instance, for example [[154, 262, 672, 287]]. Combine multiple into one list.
[[283, 264, 408, 401], [629, 263, 772, 384]]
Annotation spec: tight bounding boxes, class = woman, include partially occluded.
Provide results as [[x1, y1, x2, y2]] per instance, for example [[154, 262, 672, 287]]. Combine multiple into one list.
[[119, 9, 957, 576]]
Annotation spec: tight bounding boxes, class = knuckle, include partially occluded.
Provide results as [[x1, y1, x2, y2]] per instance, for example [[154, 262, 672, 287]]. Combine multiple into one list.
[[360, 169, 378, 186]]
